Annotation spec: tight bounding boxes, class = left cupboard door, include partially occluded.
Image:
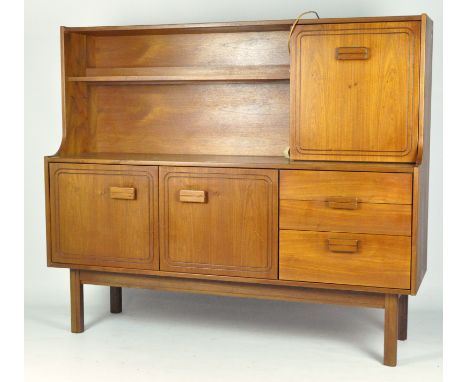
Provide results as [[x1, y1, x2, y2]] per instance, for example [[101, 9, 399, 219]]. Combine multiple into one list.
[[48, 163, 159, 270]]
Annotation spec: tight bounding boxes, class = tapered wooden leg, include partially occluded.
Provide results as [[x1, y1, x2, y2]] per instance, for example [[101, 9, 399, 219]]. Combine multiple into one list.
[[110, 287, 122, 313], [70, 270, 84, 333], [398, 295, 408, 341], [384, 294, 399, 366]]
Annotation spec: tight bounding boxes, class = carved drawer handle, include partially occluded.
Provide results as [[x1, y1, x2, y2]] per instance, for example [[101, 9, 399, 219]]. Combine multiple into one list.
[[110, 187, 136, 200], [179, 190, 207, 203], [336, 47, 369, 60], [326, 196, 358, 210], [328, 238, 359, 253]]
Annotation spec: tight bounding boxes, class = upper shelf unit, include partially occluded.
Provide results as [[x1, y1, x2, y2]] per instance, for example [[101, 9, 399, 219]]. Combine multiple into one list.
[[67, 65, 290, 83]]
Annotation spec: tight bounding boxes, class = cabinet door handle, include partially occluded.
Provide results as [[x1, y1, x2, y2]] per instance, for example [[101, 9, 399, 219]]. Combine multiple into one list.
[[110, 187, 136, 200], [335, 47, 369, 60], [326, 196, 358, 210], [328, 238, 359, 253], [179, 190, 207, 203]]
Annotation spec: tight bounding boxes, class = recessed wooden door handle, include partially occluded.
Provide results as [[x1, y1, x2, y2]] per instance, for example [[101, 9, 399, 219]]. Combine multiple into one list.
[[110, 187, 136, 200], [326, 196, 358, 210], [328, 238, 359, 253], [335, 47, 369, 60], [179, 190, 207, 203]]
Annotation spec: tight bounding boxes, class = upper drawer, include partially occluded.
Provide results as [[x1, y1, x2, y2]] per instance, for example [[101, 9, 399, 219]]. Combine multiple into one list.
[[280, 170, 412, 204]]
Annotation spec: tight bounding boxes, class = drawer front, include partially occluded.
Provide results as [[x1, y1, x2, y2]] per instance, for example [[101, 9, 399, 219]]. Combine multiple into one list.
[[289, 21, 420, 162], [159, 167, 278, 279], [49, 163, 158, 269], [280, 199, 411, 236], [280, 170, 412, 236], [280, 170, 413, 204], [280, 230, 411, 289]]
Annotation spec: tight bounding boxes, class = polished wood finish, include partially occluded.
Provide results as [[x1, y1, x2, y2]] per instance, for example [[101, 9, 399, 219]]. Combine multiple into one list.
[[290, 21, 421, 162], [280, 170, 413, 204], [327, 238, 359, 253], [79, 271, 385, 309], [109, 186, 136, 200], [411, 14, 433, 294], [49, 163, 158, 269], [45, 16, 432, 367], [63, 16, 423, 35], [280, 231, 411, 289], [59, 30, 89, 155], [326, 196, 358, 210], [280, 199, 412, 236], [58, 23, 290, 157], [335, 46, 369, 60], [87, 31, 288, 68], [46, 153, 415, 173], [384, 294, 399, 366], [398, 295, 408, 341], [110, 287, 122, 313], [179, 190, 207, 203], [70, 270, 84, 333], [159, 167, 278, 278], [69, 65, 290, 83], [280, 169, 413, 236], [47, 258, 412, 295], [86, 83, 288, 157]]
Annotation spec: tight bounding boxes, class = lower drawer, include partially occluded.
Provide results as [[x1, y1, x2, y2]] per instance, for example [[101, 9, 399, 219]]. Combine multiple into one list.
[[280, 230, 411, 289]]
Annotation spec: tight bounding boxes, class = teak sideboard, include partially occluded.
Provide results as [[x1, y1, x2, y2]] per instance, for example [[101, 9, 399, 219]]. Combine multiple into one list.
[[44, 14, 432, 366]]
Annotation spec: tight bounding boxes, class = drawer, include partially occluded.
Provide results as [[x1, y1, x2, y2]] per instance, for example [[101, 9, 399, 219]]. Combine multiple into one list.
[[49, 163, 158, 269], [280, 170, 412, 204], [280, 199, 411, 236], [280, 230, 411, 289], [280, 170, 412, 236], [159, 166, 278, 279]]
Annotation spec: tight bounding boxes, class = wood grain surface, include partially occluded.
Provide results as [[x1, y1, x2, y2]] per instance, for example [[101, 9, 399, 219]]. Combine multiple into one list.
[[280, 230, 411, 288], [290, 21, 421, 162], [159, 166, 278, 278]]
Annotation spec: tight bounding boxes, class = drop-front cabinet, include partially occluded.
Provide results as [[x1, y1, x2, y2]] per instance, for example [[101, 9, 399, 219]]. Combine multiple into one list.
[[45, 15, 432, 367]]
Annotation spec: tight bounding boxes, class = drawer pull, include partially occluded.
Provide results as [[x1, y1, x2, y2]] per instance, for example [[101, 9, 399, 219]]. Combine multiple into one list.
[[335, 47, 369, 60], [327, 196, 358, 210], [109, 187, 136, 200], [179, 190, 207, 203], [328, 238, 359, 253]]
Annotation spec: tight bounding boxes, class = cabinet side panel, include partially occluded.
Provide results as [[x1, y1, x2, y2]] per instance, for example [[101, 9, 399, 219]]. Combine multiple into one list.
[[411, 15, 432, 294], [58, 31, 91, 155], [45, 158, 52, 266]]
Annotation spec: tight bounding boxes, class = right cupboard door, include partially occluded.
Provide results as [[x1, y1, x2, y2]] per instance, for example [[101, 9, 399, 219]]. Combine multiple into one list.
[[159, 166, 278, 279], [290, 21, 421, 162]]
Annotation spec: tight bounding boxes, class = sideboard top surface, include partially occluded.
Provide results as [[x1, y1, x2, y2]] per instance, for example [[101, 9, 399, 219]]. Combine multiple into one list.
[[61, 15, 424, 34]]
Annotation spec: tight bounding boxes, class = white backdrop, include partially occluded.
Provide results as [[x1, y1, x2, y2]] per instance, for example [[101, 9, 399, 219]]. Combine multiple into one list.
[[25, 0, 442, 312]]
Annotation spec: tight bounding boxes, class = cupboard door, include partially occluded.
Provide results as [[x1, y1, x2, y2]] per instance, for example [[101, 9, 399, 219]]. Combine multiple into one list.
[[49, 164, 158, 269], [290, 21, 420, 162], [159, 167, 278, 279]]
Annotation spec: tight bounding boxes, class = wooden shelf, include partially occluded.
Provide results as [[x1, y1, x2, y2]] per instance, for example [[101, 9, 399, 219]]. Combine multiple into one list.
[[68, 65, 290, 83], [46, 153, 415, 173]]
